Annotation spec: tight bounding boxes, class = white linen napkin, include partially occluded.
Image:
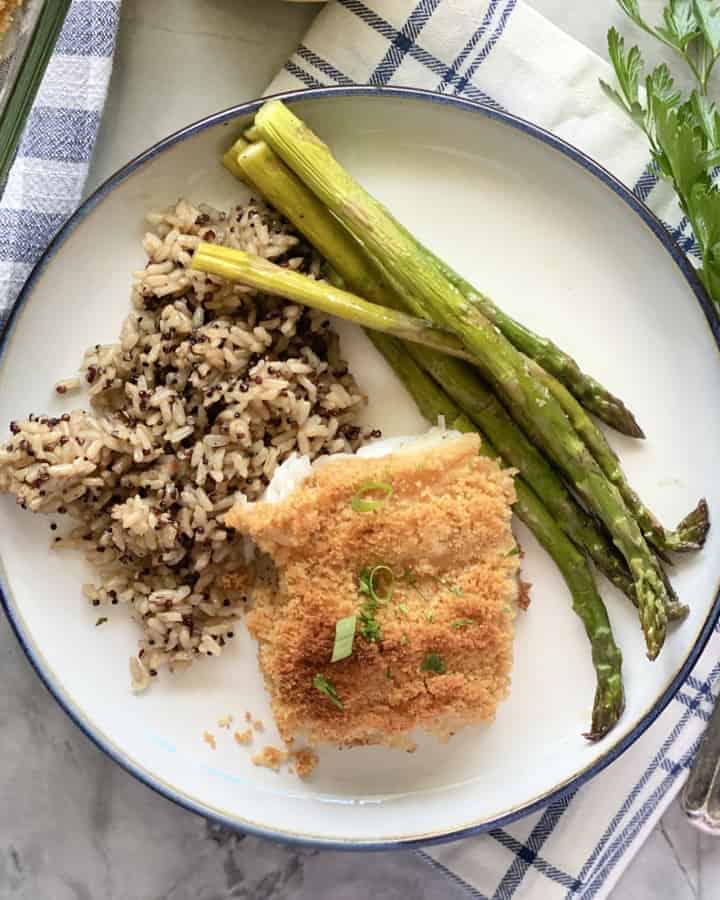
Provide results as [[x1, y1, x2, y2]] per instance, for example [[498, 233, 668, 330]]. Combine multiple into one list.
[[267, 2, 720, 897]]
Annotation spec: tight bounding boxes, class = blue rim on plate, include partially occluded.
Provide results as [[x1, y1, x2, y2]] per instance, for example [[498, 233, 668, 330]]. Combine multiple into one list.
[[1, 85, 719, 850]]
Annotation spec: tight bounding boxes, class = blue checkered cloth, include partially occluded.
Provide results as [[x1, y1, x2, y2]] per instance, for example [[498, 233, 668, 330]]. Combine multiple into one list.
[[0, 0, 121, 318], [268, 2, 718, 898]]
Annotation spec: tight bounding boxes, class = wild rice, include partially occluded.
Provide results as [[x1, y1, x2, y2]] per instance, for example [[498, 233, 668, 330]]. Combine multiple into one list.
[[0, 198, 370, 690]]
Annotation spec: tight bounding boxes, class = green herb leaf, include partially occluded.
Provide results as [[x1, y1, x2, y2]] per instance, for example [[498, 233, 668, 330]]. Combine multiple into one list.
[[694, 0, 720, 54], [617, 0, 648, 30], [331, 614, 357, 663], [425, 611, 434, 622], [658, 0, 700, 50], [602, 29, 647, 128], [397, 603, 408, 617], [608, 27, 644, 106], [95, 617, 108, 627], [649, 95, 707, 197], [686, 183, 720, 294], [691, 91, 720, 148], [421, 652, 447, 674], [451, 618, 475, 629], [313, 673, 343, 709], [351, 480, 393, 512]]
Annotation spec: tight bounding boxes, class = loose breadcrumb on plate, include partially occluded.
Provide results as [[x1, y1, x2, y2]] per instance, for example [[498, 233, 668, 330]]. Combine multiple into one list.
[[252, 746, 288, 771], [291, 748, 318, 779], [203, 731, 217, 750], [234, 729, 253, 746]]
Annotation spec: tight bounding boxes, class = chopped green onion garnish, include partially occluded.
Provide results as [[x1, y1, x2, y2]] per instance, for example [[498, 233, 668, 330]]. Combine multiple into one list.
[[331, 614, 357, 663], [451, 618, 474, 629], [506, 546, 520, 557], [359, 613, 381, 642], [313, 673, 343, 709], [359, 565, 395, 605], [95, 617, 108, 627], [351, 480, 393, 512], [421, 652, 447, 674], [356, 565, 396, 643], [425, 611, 434, 622], [397, 603, 408, 617]]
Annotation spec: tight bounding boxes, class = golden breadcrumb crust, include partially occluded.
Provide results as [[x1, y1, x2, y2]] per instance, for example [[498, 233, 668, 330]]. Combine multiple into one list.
[[227, 433, 519, 749]]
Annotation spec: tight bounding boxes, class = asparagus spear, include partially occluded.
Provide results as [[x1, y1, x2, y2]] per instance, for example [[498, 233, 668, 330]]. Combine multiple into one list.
[[191, 243, 478, 362], [374, 332, 624, 739], [254, 99, 673, 659], [227, 132, 691, 620], [529, 359, 709, 554], [233, 135, 641, 438], [420, 252, 644, 438]]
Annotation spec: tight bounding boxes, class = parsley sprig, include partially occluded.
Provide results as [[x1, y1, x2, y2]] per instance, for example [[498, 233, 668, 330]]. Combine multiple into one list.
[[601, 1, 720, 301]]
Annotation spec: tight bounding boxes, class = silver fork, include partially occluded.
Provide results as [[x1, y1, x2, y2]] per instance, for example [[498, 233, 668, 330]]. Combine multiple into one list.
[[682, 690, 720, 833]]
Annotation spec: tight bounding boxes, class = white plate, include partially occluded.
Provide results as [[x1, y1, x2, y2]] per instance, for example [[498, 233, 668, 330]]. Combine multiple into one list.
[[2, 87, 720, 848]]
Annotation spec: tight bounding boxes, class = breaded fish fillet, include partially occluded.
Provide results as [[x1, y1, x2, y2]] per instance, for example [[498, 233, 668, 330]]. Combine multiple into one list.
[[226, 433, 519, 750]]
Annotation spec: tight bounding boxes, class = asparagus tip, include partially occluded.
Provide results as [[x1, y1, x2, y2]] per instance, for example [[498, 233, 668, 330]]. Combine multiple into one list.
[[584, 680, 625, 741], [656, 566, 689, 623], [668, 602, 690, 623], [671, 497, 710, 552], [620, 407, 645, 439]]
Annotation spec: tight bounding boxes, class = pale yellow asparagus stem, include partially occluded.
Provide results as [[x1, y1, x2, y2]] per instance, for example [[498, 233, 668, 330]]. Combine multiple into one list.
[[191, 243, 477, 361]]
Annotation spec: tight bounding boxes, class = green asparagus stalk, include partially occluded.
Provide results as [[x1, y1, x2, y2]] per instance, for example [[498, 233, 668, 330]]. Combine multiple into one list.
[[254, 99, 673, 659], [418, 251, 644, 438], [191, 243, 477, 362], [226, 131, 690, 621], [374, 332, 624, 739], [529, 359, 709, 554], [233, 135, 641, 439], [234, 140, 387, 304]]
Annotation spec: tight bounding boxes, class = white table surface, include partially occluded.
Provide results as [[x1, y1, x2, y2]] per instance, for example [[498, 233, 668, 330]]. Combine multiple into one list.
[[2, 2, 718, 898]]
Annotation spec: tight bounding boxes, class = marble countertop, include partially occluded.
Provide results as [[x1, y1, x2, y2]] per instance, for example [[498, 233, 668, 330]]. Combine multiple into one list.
[[2, 2, 719, 897]]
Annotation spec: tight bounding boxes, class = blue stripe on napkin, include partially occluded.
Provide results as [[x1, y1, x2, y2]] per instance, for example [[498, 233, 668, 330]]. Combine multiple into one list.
[[0, 210, 67, 262], [369, 0, 441, 85], [18, 107, 100, 162], [54, 0, 120, 57], [437, 0, 503, 93]]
